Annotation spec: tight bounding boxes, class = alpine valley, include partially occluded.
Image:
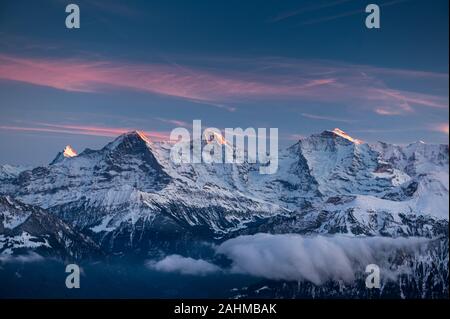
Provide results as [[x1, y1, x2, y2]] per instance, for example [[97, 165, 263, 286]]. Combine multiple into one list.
[[0, 129, 448, 299]]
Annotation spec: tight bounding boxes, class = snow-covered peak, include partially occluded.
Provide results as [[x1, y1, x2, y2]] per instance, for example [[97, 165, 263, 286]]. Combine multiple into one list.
[[296, 129, 385, 196], [63, 145, 77, 158], [50, 145, 77, 165], [203, 129, 236, 155], [327, 128, 363, 145], [204, 129, 228, 146], [105, 130, 152, 152]]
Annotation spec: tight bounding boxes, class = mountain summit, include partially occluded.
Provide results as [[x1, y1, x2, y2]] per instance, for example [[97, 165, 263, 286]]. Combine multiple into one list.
[[50, 145, 77, 165], [105, 130, 152, 151], [63, 145, 77, 157], [323, 128, 363, 144]]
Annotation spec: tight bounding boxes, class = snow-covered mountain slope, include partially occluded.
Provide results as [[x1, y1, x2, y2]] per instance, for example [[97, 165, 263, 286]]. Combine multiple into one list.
[[0, 196, 99, 259], [0, 129, 447, 254], [233, 195, 448, 238], [9, 132, 171, 225], [296, 130, 400, 196], [371, 141, 449, 219], [0, 164, 29, 180], [0, 132, 286, 255], [373, 141, 448, 175]]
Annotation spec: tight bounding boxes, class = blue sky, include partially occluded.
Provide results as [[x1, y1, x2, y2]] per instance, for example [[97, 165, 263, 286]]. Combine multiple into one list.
[[0, 0, 448, 165]]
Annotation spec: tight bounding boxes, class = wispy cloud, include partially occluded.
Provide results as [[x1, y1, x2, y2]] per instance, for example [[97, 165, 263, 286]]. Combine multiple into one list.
[[374, 108, 403, 116], [269, 0, 353, 23], [381, 89, 447, 109], [299, 0, 411, 26], [156, 118, 191, 128], [0, 123, 170, 140], [351, 126, 445, 135], [430, 123, 449, 135], [0, 54, 332, 111], [0, 54, 447, 116], [301, 112, 357, 123]]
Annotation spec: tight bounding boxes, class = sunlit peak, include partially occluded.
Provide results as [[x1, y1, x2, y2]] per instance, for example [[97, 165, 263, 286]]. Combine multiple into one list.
[[63, 145, 77, 158], [204, 129, 228, 145], [134, 130, 151, 144], [331, 128, 363, 144]]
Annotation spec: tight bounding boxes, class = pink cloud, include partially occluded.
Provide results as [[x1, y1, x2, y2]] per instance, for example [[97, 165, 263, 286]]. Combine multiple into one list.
[[0, 54, 344, 113], [301, 112, 356, 123], [0, 54, 334, 103], [0, 54, 447, 116], [375, 88, 448, 109], [0, 123, 170, 141], [430, 123, 449, 135]]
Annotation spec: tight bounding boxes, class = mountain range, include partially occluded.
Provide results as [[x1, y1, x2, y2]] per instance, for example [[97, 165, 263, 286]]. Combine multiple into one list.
[[0, 128, 448, 298], [0, 128, 448, 256]]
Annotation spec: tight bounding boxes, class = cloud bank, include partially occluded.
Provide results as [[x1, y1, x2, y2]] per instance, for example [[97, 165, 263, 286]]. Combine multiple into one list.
[[216, 234, 428, 285], [147, 234, 428, 285]]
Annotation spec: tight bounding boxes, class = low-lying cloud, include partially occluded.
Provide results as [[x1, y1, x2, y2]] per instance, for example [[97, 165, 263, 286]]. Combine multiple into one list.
[[216, 234, 428, 285], [146, 254, 221, 276], [0, 251, 44, 264], [147, 234, 428, 285]]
